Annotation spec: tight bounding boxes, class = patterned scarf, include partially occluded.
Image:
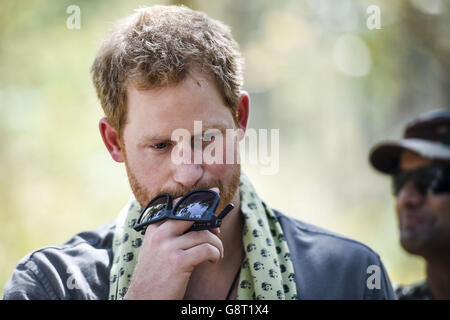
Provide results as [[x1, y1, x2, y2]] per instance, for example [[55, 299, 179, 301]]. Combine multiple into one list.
[[108, 173, 297, 300]]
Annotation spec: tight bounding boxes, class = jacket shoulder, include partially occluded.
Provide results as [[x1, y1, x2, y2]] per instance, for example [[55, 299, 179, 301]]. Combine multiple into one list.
[[275, 210, 380, 258], [272, 209, 396, 300], [3, 221, 116, 300]]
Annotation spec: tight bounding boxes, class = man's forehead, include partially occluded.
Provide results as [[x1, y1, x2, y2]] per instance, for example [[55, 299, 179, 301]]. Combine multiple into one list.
[[399, 149, 433, 170], [126, 71, 223, 104], [125, 73, 233, 126], [123, 72, 239, 146]]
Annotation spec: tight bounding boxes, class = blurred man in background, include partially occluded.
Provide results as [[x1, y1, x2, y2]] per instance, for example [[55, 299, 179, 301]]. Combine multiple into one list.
[[370, 109, 450, 299]]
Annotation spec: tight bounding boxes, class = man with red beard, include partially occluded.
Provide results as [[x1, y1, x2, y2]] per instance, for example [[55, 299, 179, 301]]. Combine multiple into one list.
[[4, 5, 395, 300], [370, 109, 450, 299]]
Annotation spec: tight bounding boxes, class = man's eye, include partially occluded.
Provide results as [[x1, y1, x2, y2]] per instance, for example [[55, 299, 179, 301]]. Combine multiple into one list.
[[203, 134, 216, 142], [152, 142, 169, 150]]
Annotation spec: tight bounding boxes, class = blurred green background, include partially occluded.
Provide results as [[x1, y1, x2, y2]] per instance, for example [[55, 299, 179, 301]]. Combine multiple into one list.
[[2, 0, 450, 295]]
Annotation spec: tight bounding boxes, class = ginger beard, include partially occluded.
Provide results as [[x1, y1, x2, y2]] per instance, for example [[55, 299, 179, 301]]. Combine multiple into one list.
[[120, 138, 241, 214]]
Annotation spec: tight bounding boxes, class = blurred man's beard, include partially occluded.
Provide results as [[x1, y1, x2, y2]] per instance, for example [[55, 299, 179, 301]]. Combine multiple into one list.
[[400, 230, 428, 254], [123, 156, 241, 214], [398, 210, 440, 256], [400, 227, 441, 257]]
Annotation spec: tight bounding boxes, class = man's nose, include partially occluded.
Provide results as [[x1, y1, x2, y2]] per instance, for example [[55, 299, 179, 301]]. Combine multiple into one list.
[[173, 163, 204, 188], [396, 179, 426, 210]]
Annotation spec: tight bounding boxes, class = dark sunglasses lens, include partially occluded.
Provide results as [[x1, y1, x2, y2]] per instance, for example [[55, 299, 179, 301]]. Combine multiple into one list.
[[431, 168, 450, 194], [432, 180, 450, 194], [392, 167, 450, 196], [392, 172, 410, 195], [414, 169, 435, 194], [174, 192, 216, 219], [139, 196, 168, 224]]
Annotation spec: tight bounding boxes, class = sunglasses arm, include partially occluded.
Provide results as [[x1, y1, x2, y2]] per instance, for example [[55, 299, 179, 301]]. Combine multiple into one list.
[[217, 203, 234, 220]]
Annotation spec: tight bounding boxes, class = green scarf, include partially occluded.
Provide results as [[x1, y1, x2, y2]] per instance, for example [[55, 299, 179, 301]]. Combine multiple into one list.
[[108, 173, 298, 300]]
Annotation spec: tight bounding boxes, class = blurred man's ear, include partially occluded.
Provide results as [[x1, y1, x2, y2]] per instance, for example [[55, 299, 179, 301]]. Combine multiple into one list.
[[99, 117, 125, 163], [236, 91, 250, 140]]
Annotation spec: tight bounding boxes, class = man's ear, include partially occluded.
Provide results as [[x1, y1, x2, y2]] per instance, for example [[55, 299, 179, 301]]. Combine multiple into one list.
[[236, 91, 250, 140], [99, 117, 125, 163]]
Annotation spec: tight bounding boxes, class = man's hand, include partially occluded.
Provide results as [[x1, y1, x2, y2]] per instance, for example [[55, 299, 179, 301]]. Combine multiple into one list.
[[123, 219, 223, 300]]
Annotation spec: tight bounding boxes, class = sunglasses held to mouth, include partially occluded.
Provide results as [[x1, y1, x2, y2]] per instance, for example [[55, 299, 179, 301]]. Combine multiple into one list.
[[133, 189, 234, 234], [392, 165, 450, 196]]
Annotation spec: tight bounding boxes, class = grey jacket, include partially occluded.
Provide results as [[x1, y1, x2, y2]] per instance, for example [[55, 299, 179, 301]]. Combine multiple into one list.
[[3, 209, 396, 300]]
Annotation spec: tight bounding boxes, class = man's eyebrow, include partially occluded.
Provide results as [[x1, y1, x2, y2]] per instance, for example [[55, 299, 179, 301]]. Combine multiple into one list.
[[139, 122, 231, 142], [139, 134, 170, 143]]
